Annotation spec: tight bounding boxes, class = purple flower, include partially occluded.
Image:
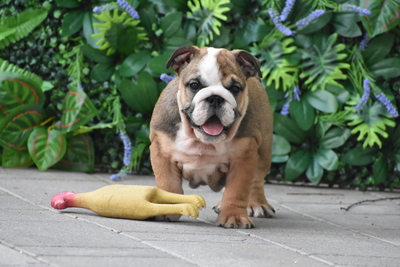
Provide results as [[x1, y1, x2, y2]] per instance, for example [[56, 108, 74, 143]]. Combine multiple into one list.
[[358, 33, 369, 51], [293, 85, 301, 101], [120, 132, 132, 166], [77, 83, 84, 90], [354, 78, 371, 113], [280, 0, 296, 22], [296, 10, 325, 30], [280, 101, 290, 116], [110, 173, 121, 180], [374, 92, 399, 117], [342, 4, 371, 16], [93, 3, 115, 13], [117, 0, 139, 19], [160, 73, 176, 83], [268, 8, 295, 36]]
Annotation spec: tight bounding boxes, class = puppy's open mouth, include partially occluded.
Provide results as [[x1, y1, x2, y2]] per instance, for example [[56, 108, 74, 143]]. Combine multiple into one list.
[[200, 115, 225, 136]]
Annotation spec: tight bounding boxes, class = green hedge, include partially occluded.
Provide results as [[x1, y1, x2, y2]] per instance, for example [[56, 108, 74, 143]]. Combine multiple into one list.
[[0, 0, 399, 190]]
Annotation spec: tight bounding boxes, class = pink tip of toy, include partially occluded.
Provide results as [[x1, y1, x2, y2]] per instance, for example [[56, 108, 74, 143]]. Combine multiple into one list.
[[51, 191, 75, 210]]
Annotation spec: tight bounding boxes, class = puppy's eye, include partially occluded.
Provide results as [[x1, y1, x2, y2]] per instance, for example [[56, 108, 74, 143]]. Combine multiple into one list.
[[189, 82, 201, 90], [230, 85, 241, 94]]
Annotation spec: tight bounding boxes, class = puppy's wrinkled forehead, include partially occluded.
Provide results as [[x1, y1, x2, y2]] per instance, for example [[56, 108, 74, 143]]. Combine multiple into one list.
[[198, 48, 222, 84]]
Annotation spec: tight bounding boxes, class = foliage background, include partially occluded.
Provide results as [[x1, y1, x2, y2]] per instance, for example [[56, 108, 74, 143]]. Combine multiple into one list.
[[0, 0, 399, 190]]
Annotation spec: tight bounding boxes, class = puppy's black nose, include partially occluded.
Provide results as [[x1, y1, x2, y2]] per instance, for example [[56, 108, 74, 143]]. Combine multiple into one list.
[[207, 95, 224, 108]]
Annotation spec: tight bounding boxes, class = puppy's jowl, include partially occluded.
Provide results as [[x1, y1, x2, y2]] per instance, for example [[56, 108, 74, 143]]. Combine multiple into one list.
[[149, 45, 274, 228]]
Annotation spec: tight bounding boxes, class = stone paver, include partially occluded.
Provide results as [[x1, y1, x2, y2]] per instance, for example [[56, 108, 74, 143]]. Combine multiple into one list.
[[0, 168, 399, 267]]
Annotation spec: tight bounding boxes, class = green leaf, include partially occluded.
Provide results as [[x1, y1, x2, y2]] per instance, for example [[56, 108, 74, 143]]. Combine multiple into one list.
[[299, 33, 349, 91], [2, 148, 33, 168], [273, 113, 306, 144], [272, 134, 291, 156], [119, 51, 152, 77], [161, 12, 182, 38], [373, 154, 388, 184], [314, 148, 338, 171], [0, 59, 44, 90], [91, 63, 115, 82], [284, 150, 311, 181], [53, 133, 95, 172], [54, 0, 80, 8], [289, 98, 315, 131], [0, 73, 45, 117], [369, 58, 400, 80], [81, 44, 114, 64], [306, 156, 324, 185], [362, 33, 394, 65], [342, 146, 377, 166], [272, 155, 289, 163], [332, 13, 362, 38], [304, 90, 338, 113], [59, 87, 98, 133], [361, 0, 400, 38], [0, 105, 45, 151], [147, 54, 172, 77], [319, 127, 351, 149], [28, 127, 67, 171], [118, 72, 159, 114], [83, 12, 102, 49], [0, 8, 48, 49], [61, 10, 85, 36]]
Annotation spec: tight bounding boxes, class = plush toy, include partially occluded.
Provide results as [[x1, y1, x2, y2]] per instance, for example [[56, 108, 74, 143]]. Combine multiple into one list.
[[51, 185, 206, 220]]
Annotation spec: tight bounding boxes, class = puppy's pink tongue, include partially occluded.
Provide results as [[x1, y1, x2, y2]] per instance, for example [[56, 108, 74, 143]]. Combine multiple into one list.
[[202, 116, 224, 136]]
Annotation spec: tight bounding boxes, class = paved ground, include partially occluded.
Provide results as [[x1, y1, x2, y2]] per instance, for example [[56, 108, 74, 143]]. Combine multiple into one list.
[[0, 167, 399, 267]]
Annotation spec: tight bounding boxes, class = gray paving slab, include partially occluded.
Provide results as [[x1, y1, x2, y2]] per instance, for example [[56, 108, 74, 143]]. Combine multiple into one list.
[[0, 167, 399, 267]]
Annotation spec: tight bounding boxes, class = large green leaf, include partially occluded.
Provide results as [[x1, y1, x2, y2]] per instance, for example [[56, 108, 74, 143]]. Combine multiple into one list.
[[361, 0, 400, 38], [61, 10, 85, 36], [0, 8, 48, 49], [54, 133, 95, 172], [272, 134, 291, 156], [0, 73, 45, 118], [2, 148, 33, 168], [319, 127, 351, 149], [314, 148, 338, 171], [28, 127, 67, 171], [332, 13, 362, 38], [118, 71, 159, 114], [83, 12, 102, 49], [373, 154, 388, 184], [342, 145, 377, 166], [284, 149, 311, 181], [273, 113, 306, 144], [90, 63, 115, 82], [306, 156, 324, 185], [299, 33, 349, 91], [369, 58, 400, 80], [59, 87, 98, 133], [362, 33, 394, 66], [289, 98, 315, 131], [119, 50, 152, 77], [0, 105, 45, 151], [304, 90, 338, 113], [160, 12, 182, 38]]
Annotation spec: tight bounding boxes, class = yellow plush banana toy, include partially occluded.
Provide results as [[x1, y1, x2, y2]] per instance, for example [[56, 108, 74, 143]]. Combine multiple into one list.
[[51, 185, 206, 220]]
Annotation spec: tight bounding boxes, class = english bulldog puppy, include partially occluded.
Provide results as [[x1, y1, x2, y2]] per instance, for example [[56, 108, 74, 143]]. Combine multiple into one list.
[[149, 45, 274, 228]]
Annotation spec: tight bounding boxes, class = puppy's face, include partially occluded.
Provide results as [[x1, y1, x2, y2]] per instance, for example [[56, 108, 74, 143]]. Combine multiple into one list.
[[167, 46, 261, 143]]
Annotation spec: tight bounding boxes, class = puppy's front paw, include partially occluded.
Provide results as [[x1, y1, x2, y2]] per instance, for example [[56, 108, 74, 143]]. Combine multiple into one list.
[[217, 211, 255, 229], [247, 202, 275, 218]]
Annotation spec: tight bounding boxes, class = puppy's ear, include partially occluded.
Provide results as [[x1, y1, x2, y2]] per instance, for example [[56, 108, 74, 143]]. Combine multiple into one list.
[[234, 50, 262, 79], [166, 46, 198, 75]]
